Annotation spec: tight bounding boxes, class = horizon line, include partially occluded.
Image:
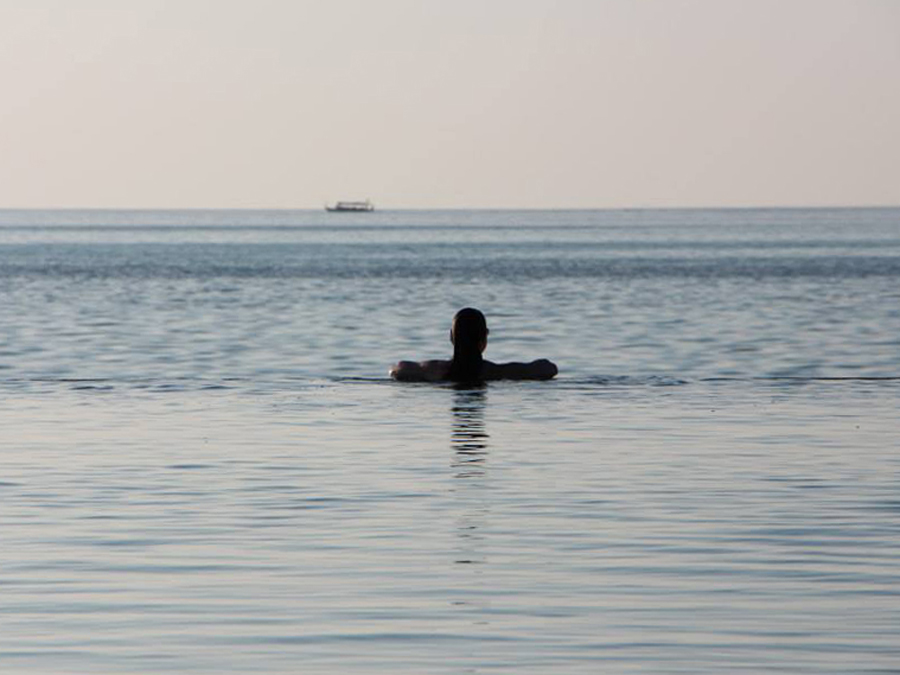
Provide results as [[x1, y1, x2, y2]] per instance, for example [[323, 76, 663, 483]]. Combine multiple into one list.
[[1, 203, 899, 212]]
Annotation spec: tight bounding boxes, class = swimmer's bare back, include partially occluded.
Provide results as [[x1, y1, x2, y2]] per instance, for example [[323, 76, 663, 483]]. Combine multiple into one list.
[[390, 359, 558, 382], [392, 308, 558, 382]]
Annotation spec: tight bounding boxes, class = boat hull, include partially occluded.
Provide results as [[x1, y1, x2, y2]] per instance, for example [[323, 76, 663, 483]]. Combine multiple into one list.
[[325, 201, 374, 212]]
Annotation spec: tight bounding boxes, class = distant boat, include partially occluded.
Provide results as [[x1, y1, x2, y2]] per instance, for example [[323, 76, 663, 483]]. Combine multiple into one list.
[[325, 200, 374, 212]]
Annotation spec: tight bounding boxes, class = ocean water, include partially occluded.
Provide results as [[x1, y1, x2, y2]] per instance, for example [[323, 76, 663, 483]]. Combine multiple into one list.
[[1, 208, 899, 673]]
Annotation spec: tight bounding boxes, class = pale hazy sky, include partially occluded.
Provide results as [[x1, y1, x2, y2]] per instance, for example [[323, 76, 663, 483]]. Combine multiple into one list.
[[1, 0, 898, 208]]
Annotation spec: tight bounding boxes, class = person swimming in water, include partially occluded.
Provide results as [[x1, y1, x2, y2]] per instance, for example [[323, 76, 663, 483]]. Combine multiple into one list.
[[390, 308, 558, 382]]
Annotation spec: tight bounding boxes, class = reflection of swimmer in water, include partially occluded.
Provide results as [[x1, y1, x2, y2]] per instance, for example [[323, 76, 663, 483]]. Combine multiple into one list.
[[390, 308, 558, 383]]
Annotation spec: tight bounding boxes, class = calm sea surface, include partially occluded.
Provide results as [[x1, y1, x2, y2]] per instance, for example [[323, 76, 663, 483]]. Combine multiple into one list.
[[1, 208, 899, 673]]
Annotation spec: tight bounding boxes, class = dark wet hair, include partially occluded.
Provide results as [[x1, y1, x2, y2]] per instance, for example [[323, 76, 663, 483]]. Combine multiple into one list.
[[446, 308, 488, 382]]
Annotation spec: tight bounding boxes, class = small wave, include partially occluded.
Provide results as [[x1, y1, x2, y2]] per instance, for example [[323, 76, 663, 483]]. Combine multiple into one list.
[[558, 375, 690, 388], [3, 373, 897, 396], [703, 376, 900, 383]]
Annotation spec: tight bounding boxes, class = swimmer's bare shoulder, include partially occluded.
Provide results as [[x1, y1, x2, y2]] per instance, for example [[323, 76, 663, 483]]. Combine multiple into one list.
[[482, 359, 558, 381], [390, 360, 450, 382]]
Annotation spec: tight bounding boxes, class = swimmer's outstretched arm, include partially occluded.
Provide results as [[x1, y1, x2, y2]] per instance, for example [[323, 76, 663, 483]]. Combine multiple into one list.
[[390, 360, 449, 382], [487, 358, 558, 380]]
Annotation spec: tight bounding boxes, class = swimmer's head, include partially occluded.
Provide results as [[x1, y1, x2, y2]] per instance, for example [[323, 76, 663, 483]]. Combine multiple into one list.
[[451, 307, 488, 354]]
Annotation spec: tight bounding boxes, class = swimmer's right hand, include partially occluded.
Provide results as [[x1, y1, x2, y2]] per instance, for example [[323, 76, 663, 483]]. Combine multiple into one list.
[[533, 359, 558, 379]]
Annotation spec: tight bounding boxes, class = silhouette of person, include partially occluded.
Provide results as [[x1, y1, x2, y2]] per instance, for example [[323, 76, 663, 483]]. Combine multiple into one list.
[[390, 308, 558, 383]]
